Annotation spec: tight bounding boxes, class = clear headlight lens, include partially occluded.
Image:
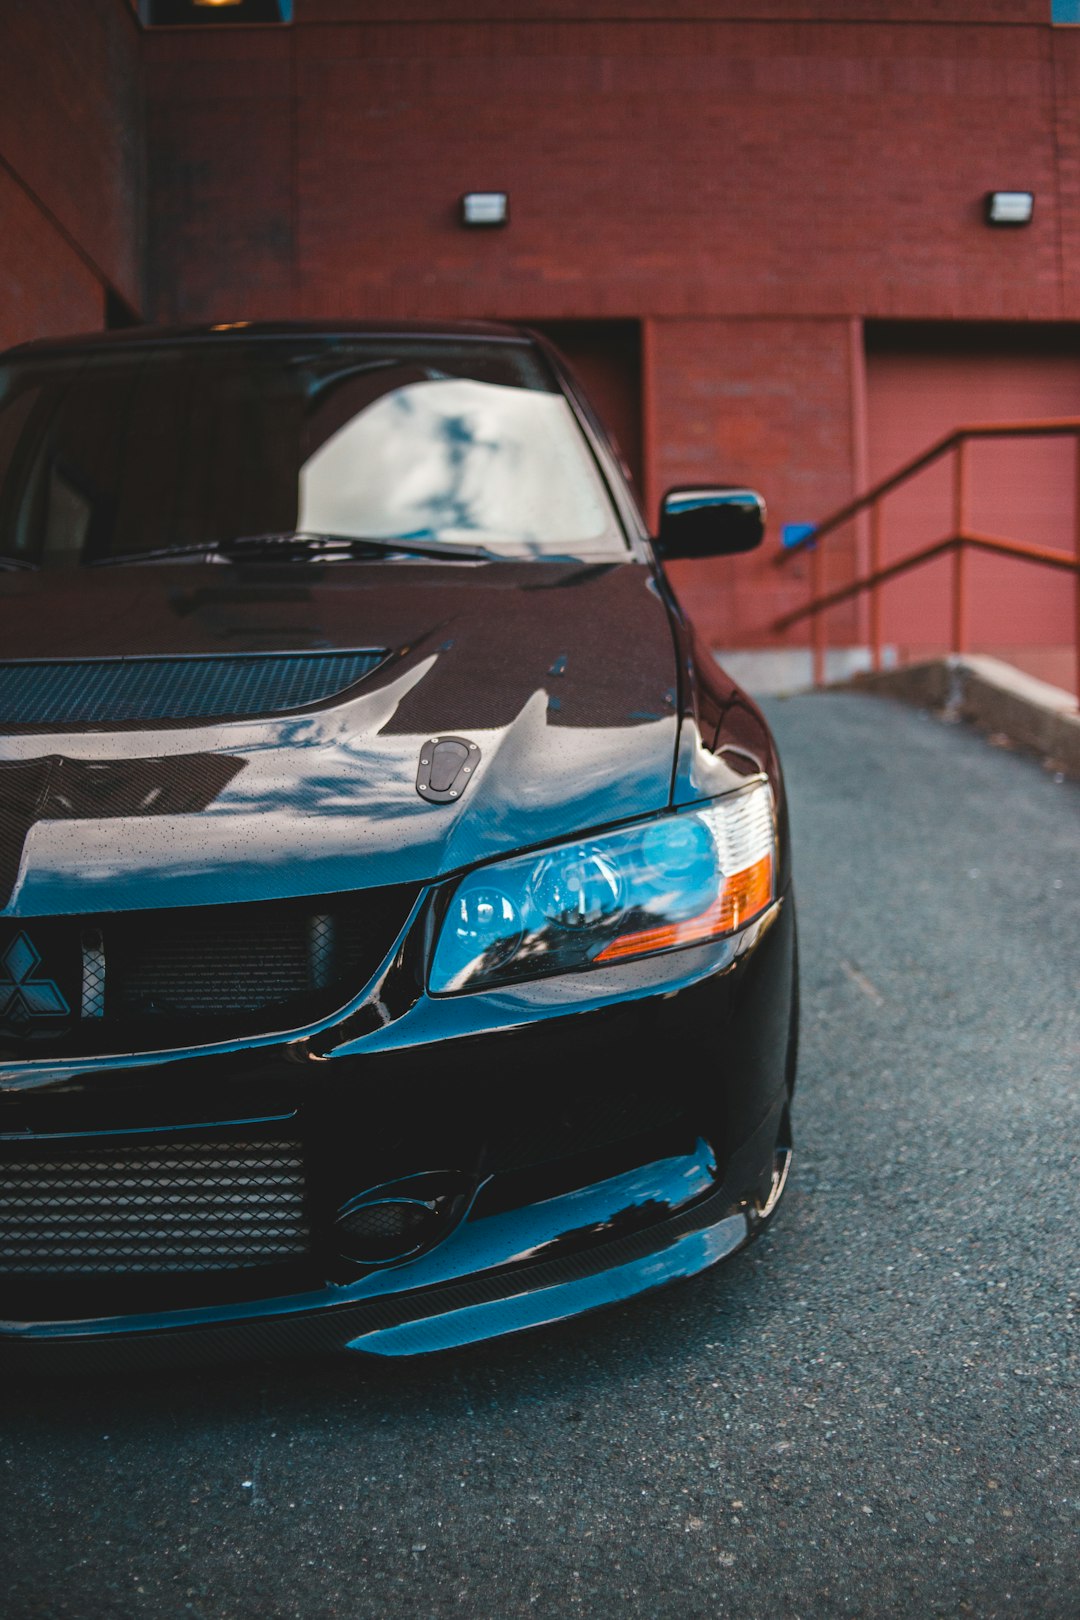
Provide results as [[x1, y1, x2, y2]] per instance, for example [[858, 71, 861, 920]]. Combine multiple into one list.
[[428, 781, 776, 994]]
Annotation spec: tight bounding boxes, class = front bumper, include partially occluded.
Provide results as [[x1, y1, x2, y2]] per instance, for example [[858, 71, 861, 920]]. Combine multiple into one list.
[[0, 1113, 787, 1372], [0, 894, 796, 1370]]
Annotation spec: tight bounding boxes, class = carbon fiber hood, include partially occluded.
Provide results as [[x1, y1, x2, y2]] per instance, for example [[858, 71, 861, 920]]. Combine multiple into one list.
[[0, 559, 680, 915]]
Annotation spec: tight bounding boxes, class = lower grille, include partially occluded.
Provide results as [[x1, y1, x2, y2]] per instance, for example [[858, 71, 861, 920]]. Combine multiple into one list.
[[0, 1138, 311, 1276]]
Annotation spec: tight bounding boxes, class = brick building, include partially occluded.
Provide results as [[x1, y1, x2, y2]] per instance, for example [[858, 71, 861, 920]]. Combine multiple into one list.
[[3, 0, 1079, 687]]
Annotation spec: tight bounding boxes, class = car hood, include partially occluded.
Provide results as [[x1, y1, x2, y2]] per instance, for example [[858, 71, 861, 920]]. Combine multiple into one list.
[[0, 560, 680, 916]]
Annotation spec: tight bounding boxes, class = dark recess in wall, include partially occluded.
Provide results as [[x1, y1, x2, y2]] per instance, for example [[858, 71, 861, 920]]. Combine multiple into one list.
[[528, 321, 643, 499], [105, 288, 142, 329]]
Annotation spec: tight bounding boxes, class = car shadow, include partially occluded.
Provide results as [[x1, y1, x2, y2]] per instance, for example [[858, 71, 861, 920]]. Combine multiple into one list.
[[0, 1209, 805, 1438]]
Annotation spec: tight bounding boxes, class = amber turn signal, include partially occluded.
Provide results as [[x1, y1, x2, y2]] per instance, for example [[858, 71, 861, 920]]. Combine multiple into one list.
[[594, 853, 774, 962]]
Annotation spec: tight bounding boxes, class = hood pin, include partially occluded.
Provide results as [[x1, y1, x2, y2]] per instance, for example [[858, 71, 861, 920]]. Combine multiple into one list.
[[416, 737, 481, 804]]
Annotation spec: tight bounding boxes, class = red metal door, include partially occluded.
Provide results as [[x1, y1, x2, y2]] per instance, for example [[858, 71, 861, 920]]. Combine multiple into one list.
[[865, 323, 1080, 691]]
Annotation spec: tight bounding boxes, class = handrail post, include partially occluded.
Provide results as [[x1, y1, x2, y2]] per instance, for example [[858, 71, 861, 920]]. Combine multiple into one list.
[[811, 540, 825, 687], [1075, 434, 1080, 710], [869, 499, 883, 672], [951, 437, 968, 656]]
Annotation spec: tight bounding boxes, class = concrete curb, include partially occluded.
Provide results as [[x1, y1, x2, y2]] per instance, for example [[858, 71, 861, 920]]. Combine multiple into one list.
[[846, 655, 1080, 780]]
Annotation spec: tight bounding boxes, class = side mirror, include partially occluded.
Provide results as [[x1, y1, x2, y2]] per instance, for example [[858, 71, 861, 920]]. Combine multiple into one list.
[[654, 487, 767, 561]]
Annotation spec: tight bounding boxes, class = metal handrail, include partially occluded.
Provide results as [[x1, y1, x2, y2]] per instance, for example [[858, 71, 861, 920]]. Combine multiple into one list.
[[771, 419, 1080, 706]]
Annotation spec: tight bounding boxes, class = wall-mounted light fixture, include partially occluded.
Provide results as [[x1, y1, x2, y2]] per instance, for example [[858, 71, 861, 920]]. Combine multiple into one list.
[[985, 191, 1034, 226], [461, 193, 509, 228], [140, 0, 292, 23]]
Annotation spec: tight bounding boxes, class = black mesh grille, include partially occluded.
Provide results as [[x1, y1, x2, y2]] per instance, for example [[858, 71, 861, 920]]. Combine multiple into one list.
[[111, 916, 314, 1018], [348, 1205, 427, 1237], [0, 1139, 310, 1275], [0, 650, 387, 727], [342, 1204, 429, 1244], [0, 884, 419, 1056]]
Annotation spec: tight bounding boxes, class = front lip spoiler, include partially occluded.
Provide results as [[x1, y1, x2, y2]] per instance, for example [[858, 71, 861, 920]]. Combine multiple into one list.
[[0, 1144, 787, 1372], [346, 1209, 752, 1357]]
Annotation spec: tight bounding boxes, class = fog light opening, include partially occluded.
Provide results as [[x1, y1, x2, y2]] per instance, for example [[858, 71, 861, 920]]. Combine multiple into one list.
[[334, 1171, 475, 1264], [335, 1198, 439, 1262]]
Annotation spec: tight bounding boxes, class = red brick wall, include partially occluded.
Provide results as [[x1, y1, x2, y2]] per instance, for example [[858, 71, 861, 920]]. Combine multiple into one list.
[[0, 0, 142, 351], [302, 4, 1045, 22], [651, 317, 861, 650], [137, 7, 1080, 653], [3, 2, 1076, 658], [144, 14, 1072, 326], [0, 173, 104, 355], [145, 30, 294, 323]]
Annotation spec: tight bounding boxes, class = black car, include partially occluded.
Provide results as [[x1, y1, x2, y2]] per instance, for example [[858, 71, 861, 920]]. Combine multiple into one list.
[[0, 322, 797, 1367]]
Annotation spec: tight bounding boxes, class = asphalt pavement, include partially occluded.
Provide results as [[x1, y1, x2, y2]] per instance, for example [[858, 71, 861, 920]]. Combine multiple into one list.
[[2, 690, 1078, 1620]]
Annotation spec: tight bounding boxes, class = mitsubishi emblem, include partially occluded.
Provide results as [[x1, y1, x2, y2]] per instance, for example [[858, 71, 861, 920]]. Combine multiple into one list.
[[0, 932, 70, 1027]]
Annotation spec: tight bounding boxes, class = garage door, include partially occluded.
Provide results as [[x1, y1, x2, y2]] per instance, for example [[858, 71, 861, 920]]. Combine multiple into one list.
[[865, 322, 1080, 691]]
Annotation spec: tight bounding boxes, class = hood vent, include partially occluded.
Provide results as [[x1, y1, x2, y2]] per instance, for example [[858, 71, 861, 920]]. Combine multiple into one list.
[[0, 650, 388, 728]]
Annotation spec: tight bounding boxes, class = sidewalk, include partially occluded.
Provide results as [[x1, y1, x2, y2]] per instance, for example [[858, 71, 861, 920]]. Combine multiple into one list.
[[845, 654, 1080, 781]]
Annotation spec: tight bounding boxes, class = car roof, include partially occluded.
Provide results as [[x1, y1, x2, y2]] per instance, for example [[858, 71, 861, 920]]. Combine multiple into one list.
[[4, 319, 538, 362]]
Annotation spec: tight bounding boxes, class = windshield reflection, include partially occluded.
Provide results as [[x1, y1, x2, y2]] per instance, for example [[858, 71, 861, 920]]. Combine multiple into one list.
[[0, 339, 626, 567], [300, 379, 611, 549]]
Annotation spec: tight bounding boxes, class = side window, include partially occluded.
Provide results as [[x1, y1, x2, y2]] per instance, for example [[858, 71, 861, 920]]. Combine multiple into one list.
[[0, 383, 42, 560], [1052, 2, 1080, 20], [43, 464, 94, 563]]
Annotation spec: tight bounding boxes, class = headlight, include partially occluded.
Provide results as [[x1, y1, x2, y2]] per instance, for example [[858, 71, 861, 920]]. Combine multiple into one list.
[[428, 781, 776, 993]]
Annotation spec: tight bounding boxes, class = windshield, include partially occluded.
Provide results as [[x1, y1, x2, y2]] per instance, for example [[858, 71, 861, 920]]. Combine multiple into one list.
[[0, 335, 629, 567]]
